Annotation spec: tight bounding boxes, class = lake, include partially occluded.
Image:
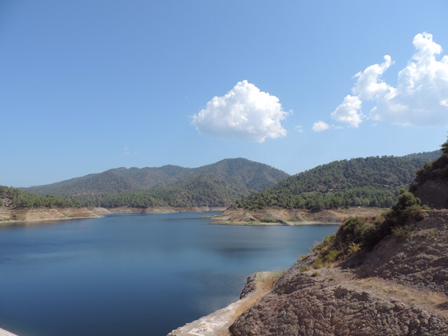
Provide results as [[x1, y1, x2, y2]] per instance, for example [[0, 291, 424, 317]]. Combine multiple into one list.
[[0, 212, 337, 336]]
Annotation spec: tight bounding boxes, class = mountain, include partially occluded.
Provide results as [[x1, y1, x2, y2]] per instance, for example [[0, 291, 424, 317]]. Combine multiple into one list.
[[24, 158, 290, 208], [234, 150, 441, 210]]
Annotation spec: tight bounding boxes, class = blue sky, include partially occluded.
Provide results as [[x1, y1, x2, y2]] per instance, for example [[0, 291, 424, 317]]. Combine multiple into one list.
[[1, 1, 448, 187]]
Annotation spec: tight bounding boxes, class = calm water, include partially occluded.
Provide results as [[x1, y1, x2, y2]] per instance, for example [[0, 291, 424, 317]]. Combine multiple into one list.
[[0, 213, 337, 336]]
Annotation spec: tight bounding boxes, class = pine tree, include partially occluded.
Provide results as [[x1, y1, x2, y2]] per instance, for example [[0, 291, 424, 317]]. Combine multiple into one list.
[[441, 138, 448, 156]]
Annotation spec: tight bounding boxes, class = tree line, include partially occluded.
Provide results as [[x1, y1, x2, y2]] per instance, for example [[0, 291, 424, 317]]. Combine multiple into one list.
[[233, 152, 440, 211], [0, 186, 77, 208]]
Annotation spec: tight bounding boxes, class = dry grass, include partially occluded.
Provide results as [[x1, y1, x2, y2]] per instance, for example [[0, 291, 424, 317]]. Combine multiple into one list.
[[352, 277, 448, 317], [231, 272, 281, 320]]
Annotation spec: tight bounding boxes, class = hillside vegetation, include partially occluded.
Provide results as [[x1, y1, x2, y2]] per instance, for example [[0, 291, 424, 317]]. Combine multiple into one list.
[[234, 151, 440, 211], [311, 142, 448, 268], [0, 186, 76, 209], [72, 174, 254, 208], [24, 158, 289, 208]]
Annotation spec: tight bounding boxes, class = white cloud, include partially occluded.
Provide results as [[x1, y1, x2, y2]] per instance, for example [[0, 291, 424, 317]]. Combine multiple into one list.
[[332, 32, 448, 127], [352, 55, 393, 100], [331, 95, 363, 127], [295, 125, 303, 133], [123, 147, 138, 155], [312, 121, 330, 132], [191, 80, 288, 143], [311, 121, 342, 132]]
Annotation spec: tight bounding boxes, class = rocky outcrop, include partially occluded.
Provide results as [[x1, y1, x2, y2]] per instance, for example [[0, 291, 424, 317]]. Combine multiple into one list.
[[356, 210, 448, 295], [412, 180, 448, 209], [229, 210, 448, 335], [410, 155, 448, 209], [231, 280, 448, 335]]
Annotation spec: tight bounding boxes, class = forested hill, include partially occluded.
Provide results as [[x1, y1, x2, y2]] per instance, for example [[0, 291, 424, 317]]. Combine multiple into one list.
[[23, 158, 290, 208], [0, 186, 76, 209], [234, 151, 441, 210]]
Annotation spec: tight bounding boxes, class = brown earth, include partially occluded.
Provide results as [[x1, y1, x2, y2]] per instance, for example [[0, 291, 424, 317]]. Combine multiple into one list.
[[106, 206, 226, 214], [0, 205, 226, 225], [410, 155, 448, 209], [212, 207, 386, 226], [0, 206, 102, 223], [229, 210, 448, 335], [413, 179, 448, 209]]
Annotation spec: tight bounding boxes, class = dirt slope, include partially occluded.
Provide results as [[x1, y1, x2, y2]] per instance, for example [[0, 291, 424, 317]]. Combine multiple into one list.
[[229, 210, 448, 335]]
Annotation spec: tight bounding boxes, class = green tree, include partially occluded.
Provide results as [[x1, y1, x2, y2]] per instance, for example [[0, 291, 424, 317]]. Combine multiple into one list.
[[441, 138, 448, 156]]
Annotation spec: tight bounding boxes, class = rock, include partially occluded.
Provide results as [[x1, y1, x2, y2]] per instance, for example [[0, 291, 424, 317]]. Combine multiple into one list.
[[229, 210, 448, 335], [231, 277, 448, 336], [240, 274, 258, 299]]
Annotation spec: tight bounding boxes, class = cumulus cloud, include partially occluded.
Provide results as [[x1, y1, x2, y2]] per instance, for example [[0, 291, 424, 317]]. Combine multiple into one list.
[[331, 32, 448, 127], [312, 121, 341, 132], [331, 95, 363, 127], [352, 55, 394, 100], [191, 80, 288, 143], [312, 121, 330, 132], [295, 125, 303, 133]]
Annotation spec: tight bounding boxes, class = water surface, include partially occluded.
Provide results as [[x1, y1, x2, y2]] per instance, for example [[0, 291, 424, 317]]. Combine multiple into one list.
[[0, 213, 337, 336]]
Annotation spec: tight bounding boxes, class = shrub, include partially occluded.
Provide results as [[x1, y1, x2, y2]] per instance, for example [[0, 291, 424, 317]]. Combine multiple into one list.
[[392, 225, 414, 242], [312, 260, 323, 269], [312, 189, 428, 267], [336, 217, 369, 247], [348, 242, 361, 255], [321, 248, 343, 264]]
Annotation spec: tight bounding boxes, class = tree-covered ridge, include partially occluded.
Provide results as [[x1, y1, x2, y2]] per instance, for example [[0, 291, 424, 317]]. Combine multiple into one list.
[[24, 170, 143, 196], [24, 158, 290, 197], [21, 158, 289, 209], [234, 151, 441, 210], [71, 174, 246, 208], [0, 186, 76, 208]]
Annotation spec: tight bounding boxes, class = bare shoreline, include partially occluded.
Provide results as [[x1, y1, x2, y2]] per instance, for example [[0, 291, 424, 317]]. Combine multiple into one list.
[[208, 219, 335, 226], [211, 206, 387, 226], [0, 206, 387, 227], [0, 206, 227, 226]]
